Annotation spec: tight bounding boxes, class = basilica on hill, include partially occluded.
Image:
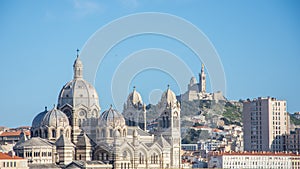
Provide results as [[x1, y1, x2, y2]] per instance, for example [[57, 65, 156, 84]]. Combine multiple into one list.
[[13, 52, 182, 169]]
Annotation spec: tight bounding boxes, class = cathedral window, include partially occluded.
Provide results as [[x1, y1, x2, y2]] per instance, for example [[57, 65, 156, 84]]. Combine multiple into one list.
[[139, 153, 145, 164], [79, 119, 82, 127], [139, 153, 142, 164], [44, 130, 48, 138], [166, 116, 169, 128], [52, 129, 56, 138], [101, 129, 106, 137], [66, 130, 69, 138], [110, 129, 113, 137], [123, 151, 127, 159], [99, 153, 103, 160]]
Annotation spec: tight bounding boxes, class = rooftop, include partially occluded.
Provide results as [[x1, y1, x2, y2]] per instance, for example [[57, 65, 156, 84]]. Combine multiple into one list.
[[0, 152, 23, 160], [210, 151, 300, 157], [0, 131, 30, 137]]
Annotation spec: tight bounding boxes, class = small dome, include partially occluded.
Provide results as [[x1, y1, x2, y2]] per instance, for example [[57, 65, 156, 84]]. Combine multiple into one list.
[[41, 106, 70, 128], [99, 106, 125, 128], [127, 87, 143, 106], [190, 77, 197, 85], [160, 87, 177, 105], [32, 107, 48, 128]]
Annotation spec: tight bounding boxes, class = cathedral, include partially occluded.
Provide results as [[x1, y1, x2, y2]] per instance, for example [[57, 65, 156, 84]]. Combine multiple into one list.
[[13, 52, 181, 169]]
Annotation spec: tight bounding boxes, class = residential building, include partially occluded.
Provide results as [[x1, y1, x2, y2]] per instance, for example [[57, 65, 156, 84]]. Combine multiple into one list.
[[0, 152, 29, 169], [243, 97, 290, 151], [208, 151, 300, 169], [182, 144, 198, 151], [286, 128, 300, 152], [0, 131, 30, 145]]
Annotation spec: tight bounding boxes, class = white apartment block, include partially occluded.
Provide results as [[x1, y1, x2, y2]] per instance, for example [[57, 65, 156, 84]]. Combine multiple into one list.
[[208, 151, 300, 169], [243, 97, 290, 151]]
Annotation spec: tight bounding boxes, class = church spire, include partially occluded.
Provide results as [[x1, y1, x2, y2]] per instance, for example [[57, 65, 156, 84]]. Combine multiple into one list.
[[73, 49, 83, 79]]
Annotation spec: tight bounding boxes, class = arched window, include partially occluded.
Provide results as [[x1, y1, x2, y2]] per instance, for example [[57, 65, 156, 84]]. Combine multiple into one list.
[[166, 116, 169, 128], [123, 129, 126, 137], [162, 117, 165, 128], [44, 130, 48, 138], [79, 119, 82, 127], [118, 129, 122, 137], [66, 130, 69, 138], [99, 153, 103, 160], [109, 129, 113, 137], [123, 151, 127, 160], [60, 129, 64, 136], [139, 153, 144, 164], [101, 129, 106, 137], [132, 117, 136, 126], [139, 153, 142, 164], [52, 129, 56, 138], [64, 109, 72, 126]]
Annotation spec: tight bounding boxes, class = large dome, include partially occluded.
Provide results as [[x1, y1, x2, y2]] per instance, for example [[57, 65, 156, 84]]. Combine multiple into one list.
[[99, 106, 125, 128], [58, 79, 99, 107], [41, 106, 70, 128], [31, 107, 48, 128], [57, 57, 100, 108]]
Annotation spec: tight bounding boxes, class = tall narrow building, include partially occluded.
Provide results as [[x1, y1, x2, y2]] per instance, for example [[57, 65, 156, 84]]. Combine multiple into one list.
[[243, 97, 290, 152]]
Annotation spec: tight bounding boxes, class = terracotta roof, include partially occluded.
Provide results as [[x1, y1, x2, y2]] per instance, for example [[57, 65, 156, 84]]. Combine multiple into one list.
[[0, 152, 23, 160], [210, 151, 300, 157], [212, 128, 222, 132], [0, 131, 30, 137]]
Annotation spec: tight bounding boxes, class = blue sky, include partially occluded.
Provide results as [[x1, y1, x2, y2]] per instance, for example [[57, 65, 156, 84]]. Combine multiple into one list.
[[1, 0, 299, 127]]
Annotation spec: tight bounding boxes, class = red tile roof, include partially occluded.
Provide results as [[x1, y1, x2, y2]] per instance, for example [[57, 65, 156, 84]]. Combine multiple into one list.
[[0, 131, 30, 137], [0, 152, 23, 160]]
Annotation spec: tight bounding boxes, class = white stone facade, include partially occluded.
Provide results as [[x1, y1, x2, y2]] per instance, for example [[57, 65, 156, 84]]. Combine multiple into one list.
[[21, 54, 181, 168]]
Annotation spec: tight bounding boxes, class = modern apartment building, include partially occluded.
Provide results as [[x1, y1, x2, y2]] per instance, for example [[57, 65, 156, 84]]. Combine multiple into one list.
[[243, 97, 290, 151]]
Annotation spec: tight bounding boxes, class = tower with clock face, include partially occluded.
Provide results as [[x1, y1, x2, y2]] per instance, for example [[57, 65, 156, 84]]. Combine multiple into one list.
[[57, 53, 101, 144]]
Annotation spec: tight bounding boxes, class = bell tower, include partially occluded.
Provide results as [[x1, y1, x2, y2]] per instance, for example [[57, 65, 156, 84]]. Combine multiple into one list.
[[199, 63, 206, 93], [157, 86, 181, 168]]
